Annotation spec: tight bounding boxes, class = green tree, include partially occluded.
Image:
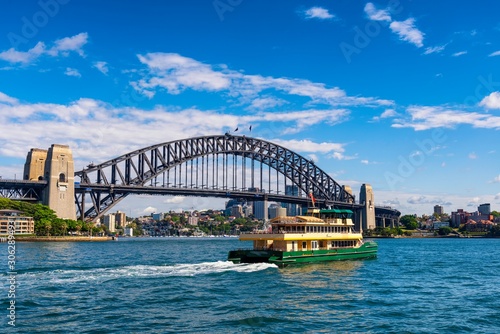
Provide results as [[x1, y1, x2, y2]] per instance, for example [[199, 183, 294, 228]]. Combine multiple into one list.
[[488, 225, 500, 236], [438, 226, 453, 235], [214, 215, 226, 223], [400, 215, 419, 230]]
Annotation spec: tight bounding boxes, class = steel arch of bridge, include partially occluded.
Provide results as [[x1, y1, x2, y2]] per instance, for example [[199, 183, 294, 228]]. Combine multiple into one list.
[[75, 135, 355, 221]]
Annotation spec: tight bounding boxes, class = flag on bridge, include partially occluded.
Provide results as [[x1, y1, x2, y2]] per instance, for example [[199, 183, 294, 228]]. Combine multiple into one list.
[[309, 191, 316, 207]]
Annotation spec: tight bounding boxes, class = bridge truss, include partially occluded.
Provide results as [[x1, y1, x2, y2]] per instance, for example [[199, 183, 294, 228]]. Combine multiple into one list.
[[75, 135, 356, 221]]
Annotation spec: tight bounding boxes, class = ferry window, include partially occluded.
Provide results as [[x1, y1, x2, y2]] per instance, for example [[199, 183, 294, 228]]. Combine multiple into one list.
[[312, 241, 318, 250], [302, 241, 307, 249]]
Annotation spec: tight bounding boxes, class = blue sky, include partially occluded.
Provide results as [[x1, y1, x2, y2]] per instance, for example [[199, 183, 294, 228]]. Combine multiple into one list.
[[1, 0, 500, 216]]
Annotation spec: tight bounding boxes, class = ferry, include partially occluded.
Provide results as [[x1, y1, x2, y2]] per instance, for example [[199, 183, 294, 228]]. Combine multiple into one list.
[[227, 207, 377, 267]]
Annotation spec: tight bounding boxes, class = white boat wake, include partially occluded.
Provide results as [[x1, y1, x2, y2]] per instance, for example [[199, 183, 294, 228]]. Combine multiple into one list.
[[15, 261, 278, 286]]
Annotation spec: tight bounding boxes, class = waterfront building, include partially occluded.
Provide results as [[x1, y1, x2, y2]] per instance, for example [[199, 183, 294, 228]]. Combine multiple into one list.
[[152, 212, 164, 221], [433, 221, 449, 229], [434, 205, 444, 215], [269, 204, 286, 219], [451, 209, 469, 227], [187, 215, 199, 226], [478, 203, 491, 215], [103, 214, 116, 233], [230, 205, 244, 218], [464, 219, 493, 232], [243, 205, 253, 217], [124, 227, 133, 236], [115, 211, 127, 228], [0, 209, 35, 235]]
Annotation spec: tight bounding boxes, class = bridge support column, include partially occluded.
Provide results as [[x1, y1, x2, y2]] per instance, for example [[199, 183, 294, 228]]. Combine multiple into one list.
[[25, 145, 77, 220], [359, 184, 376, 231]]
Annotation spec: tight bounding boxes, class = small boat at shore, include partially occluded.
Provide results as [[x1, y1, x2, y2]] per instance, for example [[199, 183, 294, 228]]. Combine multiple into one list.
[[228, 207, 377, 267]]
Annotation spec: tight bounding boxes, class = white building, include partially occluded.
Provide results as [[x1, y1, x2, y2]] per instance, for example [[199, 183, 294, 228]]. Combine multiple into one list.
[[0, 209, 35, 235], [124, 227, 133, 236], [103, 214, 116, 233]]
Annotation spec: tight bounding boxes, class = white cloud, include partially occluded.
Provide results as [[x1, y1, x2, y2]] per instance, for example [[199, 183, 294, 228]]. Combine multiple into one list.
[[0, 33, 88, 65], [271, 139, 345, 155], [492, 175, 500, 183], [132, 52, 393, 108], [64, 67, 81, 78], [361, 160, 369, 164], [331, 152, 357, 161], [142, 206, 157, 215], [0, 42, 45, 65], [46, 32, 88, 57], [93, 61, 109, 75], [0, 92, 359, 167], [488, 50, 500, 57], [0, 92, 19, 105], [247, 97, 287, 110], [380, 109, 398, 118], [479, 91, 500, 109], [164, 196, 186, 204], [452, 51, 467, 57], [407, 195, 451, 205], [364, 3, 391, 22], [304, 7, 334, 20], [307, 154, 319, 163], [390, 18, 425, 47], [467, 196, 480, 207], [468, 152, 477, 159], [393, 105, 500, 130], [424, 45, 446, 55]]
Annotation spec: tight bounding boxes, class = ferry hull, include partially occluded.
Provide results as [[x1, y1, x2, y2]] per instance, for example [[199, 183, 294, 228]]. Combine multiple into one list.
[[228, 241, 377, 267]]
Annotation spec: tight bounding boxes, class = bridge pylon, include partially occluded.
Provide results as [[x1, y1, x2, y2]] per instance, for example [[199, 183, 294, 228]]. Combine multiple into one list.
[[24, 145, 76, 220], [359, 183, 376, 231]]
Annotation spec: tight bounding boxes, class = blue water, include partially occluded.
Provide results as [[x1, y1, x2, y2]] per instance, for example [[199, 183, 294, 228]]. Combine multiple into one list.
[[2, 238, 500, 333]]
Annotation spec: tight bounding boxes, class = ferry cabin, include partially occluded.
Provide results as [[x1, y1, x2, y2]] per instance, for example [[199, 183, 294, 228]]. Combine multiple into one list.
[[240, 209, 363, 252]]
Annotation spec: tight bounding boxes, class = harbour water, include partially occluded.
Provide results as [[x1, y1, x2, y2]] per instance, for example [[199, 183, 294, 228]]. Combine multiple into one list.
[[3, 237, 500, 333]]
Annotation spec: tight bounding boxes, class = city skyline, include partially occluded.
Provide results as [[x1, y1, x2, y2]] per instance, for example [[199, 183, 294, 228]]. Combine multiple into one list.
[[1, 0, 500, 216]]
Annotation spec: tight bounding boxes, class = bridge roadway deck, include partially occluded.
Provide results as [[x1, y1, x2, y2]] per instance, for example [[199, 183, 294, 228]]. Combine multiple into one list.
[[0, 179, 47, 188], [76, 182, 363, 210], [0, 180, 400, 219]]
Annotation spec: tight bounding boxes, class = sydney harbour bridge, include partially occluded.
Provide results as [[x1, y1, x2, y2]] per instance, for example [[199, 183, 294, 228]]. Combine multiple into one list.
[[0, 135, 400, 229]]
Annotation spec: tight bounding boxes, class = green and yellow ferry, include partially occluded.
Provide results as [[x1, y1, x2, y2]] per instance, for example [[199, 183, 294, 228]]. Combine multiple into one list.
[[228, 208, 377, 267]]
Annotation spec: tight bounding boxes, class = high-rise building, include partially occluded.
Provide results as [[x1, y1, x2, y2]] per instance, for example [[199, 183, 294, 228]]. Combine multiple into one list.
[[248, 187, 268, 221], [478, 203, 491, 215], [269, 204, 287, 219], [230, 205, 244, 218], [253, 200, 268, 221], [103, 214, 116, 233], [282, 185, 300, 216], [116, 211, 127, 228], [434, 205, 444, 215]]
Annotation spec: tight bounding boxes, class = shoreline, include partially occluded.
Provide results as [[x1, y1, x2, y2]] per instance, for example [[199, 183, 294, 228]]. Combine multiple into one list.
[[10, 236, 112, 242]]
